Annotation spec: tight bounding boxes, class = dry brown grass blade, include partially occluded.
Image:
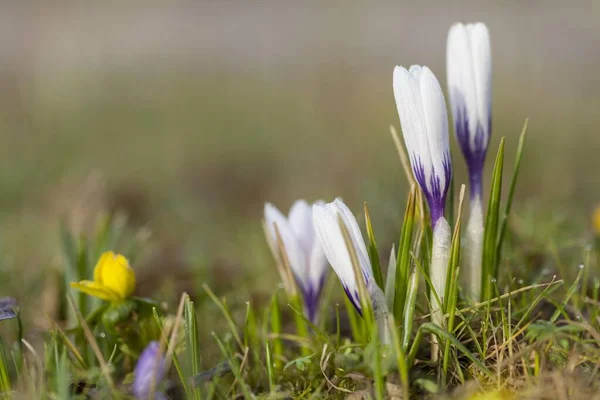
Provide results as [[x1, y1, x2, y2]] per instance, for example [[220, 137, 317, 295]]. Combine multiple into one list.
[[67, 293, 116, 393], [390, 124, 414, 186]]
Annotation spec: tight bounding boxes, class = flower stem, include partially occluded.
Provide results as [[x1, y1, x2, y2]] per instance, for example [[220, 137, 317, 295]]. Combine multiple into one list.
[[431, 217, 451, 328], [464, 196, 484, 301], [368, 282, 391, 345]]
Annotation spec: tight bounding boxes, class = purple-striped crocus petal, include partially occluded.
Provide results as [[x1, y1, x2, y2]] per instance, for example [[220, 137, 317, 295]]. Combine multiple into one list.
[[452, 90, 490, 199], [133, 341, 166, 400], [412, 153, 452, 227], [342, 285, 362, 316], [447, 22, 492, 200]]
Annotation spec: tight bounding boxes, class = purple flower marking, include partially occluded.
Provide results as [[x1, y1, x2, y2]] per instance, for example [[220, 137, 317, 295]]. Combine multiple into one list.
[[342, 284, 362, 317], [452, 89, 492, 199], [300, 274, 327, 323], [412, 153, 452, 227]]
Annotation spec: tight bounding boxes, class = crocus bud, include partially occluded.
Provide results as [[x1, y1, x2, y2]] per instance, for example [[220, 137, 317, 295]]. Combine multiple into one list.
[[393, 65, 452, 328], [447, 22, 491, 201], [393, 65, 452, 227], [312, 198, 389, 343], [264, 200, 329, 322], [447, 22, 491, 301]]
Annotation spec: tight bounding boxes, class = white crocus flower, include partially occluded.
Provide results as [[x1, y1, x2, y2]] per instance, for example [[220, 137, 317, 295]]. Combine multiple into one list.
[[393, 65, 452, 328], [447, 22, 491, 301], [264, 200, 328, 322], [312, 198, 389, 343]]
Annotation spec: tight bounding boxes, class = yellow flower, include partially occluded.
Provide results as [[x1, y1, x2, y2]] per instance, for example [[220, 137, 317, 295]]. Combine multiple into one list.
[[593, 205, 600, 236], [468, 390, 513, 400], [70, 251, 136, 302]]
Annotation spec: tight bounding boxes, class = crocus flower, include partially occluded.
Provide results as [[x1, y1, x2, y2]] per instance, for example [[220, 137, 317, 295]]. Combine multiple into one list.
[[264, 200, 329, 322], [312, 198, 389, 342], [0, 297, 17, 322], [393, 65, 452, 326], [447, 22, 491, 300], [133, 341, 166, 400], [70, 251, 136, 302]]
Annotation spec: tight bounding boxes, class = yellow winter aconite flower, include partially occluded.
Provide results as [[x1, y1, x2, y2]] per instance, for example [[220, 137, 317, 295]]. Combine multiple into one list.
[[592, 205, 600, 236], [468, 390, 514, 400], [70, 252, 136, 302]]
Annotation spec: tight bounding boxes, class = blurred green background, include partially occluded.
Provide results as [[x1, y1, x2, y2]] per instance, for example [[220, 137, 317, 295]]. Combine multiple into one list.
[[0, 1, 598, 327]]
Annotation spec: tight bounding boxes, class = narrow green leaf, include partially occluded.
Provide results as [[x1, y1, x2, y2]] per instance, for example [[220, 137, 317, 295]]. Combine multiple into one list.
[[496, 119, 528, 273], [364, 203, 384, 289], [202, 284, 243, 351], [443, 185, 466, 381], [269, 292, 283, 370], [184, 295, 202, 400], [0, 339, 11, 392], [481, 137, 505, 301], [385, 245, 397, 311], [265, 341, 275, 394], [444, 184, 466, 310], [388, 316, 410, 400], [394, 184, 417, 322], [401, 264, 419, 352]]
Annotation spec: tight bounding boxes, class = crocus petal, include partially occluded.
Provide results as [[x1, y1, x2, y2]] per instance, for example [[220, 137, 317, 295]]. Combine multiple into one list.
[[331, 198, 371, 277], [447, 22, 491, 190], [264, 203, 307, 286], [133, 341, 165, 400], [70, 281, 122, 302], [288, 199, 314, 256]]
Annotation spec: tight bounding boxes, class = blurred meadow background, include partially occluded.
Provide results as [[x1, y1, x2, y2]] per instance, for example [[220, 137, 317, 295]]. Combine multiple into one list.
[[0, 1, 599, 340]]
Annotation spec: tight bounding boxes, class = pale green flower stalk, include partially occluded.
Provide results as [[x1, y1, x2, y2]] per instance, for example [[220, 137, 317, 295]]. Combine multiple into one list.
[[447, 22, 491, 301], [393, 65, 453, 328]]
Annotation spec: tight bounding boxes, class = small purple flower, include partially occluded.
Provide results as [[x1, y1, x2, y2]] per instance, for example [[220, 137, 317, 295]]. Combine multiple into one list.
[[133, 341, 166, 400], [0, 297, 17, 321], [264, 200, 329, 323]]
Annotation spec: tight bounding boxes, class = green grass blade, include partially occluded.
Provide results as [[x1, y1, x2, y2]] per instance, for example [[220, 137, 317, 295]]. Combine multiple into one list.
[[184, 295, 202, 400], [269, 292, 283, 370], [265, 341, 275, 394], [388, 316, 410, 400], [394, 184, 417, 322], [385, 245, 397, 311], [481, 137, 505, 301], [443, 185, 466, 381], [364, 203, 384, 289], [496, 119, 528, 272], [401, 264, 419, 352], [0, 339, 11, 392], [202, 284, 244, 351]]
